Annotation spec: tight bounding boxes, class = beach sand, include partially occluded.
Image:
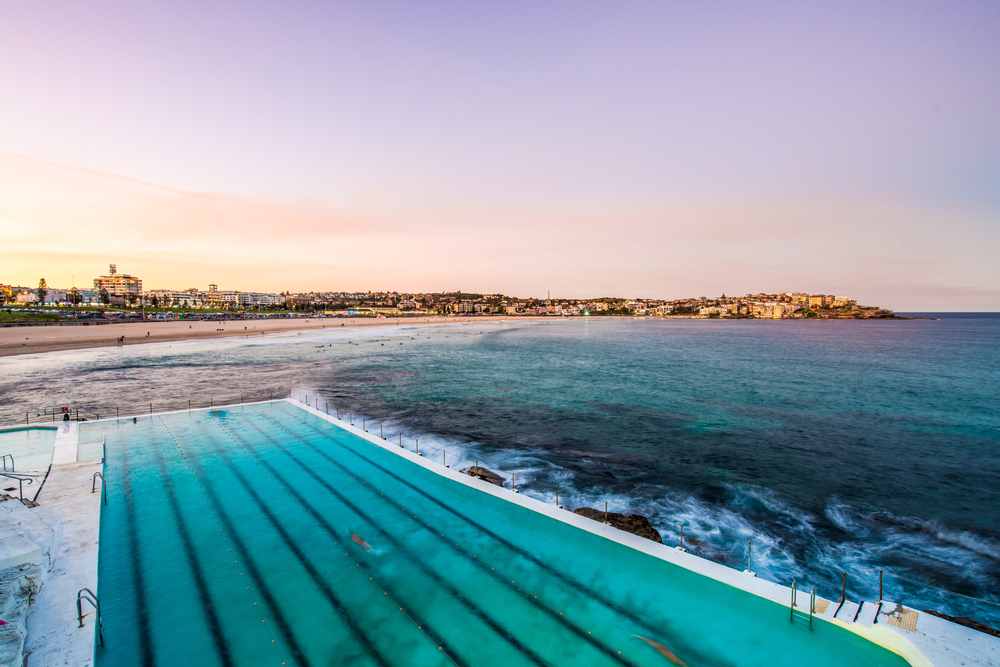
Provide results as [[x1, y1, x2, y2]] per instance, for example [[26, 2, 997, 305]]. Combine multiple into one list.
[[0, 316, 526, 358]]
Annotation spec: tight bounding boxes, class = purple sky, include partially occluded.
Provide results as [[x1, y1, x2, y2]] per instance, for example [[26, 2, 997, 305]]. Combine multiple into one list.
[[2, 1, 999, 308]]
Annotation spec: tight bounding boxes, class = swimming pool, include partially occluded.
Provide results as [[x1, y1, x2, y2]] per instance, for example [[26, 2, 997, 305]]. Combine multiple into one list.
[[87, 402, 911, 666], [0, 426, 57, 472]]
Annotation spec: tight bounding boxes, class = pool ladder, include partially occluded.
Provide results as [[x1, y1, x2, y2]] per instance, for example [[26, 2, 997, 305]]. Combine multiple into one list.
[[77, 588, 104, 646], [790, 581, 816, 629], [92, 472, 107, 505]]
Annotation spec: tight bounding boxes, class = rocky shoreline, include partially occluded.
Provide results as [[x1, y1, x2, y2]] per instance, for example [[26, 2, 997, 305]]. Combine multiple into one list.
[[461, 466, 506, 488], [571, 507, 663, 544]]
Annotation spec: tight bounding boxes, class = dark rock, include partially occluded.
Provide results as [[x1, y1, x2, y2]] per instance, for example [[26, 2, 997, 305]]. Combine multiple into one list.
[[572, 507, 663, 544], [922, 610, 1000, 638], [461, 466, 505, 487]]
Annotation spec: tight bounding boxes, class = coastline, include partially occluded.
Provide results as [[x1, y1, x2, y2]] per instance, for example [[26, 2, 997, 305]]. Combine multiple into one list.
[[0, 313, 919, 359], [0, 315, 556, 358]]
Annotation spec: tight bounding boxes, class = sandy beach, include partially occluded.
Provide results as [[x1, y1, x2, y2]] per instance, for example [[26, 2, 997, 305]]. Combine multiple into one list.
[[0, 316, 536, 358]]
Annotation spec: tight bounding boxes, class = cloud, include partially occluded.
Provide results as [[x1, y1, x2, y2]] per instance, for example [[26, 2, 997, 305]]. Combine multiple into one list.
[[1, 150, 997, 309]]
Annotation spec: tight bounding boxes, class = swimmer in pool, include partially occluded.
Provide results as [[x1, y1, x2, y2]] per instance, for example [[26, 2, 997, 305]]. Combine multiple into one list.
[[633, 635, 688, 666], [350, 533, 372, 552]]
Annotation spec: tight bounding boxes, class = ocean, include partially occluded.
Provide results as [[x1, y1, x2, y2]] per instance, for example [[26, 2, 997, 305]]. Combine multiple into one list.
[[2, 315, 998, 625]]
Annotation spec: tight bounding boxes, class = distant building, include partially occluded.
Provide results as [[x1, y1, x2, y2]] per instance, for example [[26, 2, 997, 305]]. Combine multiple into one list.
[[832, 296, 856, 308], [93, 264, 142, 302], [285, 295, 313, 307]]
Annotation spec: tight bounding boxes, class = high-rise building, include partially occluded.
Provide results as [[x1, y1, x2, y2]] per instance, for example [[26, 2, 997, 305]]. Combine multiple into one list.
[[93, 264, 142, 302]]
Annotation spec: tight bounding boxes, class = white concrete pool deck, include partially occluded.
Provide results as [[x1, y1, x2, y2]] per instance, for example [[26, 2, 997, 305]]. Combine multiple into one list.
[[10, 400, 999, 667], [9, 421, 103, 667]]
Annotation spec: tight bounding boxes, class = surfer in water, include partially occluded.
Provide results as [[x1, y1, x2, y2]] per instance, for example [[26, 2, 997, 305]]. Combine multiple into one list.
[[350, 533, 372, 553], [634, 635, 688, 666]]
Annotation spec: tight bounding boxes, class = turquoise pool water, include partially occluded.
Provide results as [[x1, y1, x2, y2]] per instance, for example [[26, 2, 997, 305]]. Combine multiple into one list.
[[0, 426, 56, 471], [89, 402, 910, 667]]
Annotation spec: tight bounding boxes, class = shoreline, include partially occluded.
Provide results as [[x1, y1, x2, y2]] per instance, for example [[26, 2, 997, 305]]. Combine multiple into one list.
[[0, 316, 553, 358], [0, 313, 918, 359]]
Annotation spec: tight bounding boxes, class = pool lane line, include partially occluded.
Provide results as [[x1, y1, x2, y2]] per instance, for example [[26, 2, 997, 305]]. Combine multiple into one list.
[[156, 419, 289, 667], [147, 430, 238, 667], [161, 420, 313, 667], [193, 421, 420, 667], [272, 406, 711, 666], [250, 411, 643, 667], [118, 431, 157, 667], [254, 412, 643, 667], [204, 416, 464, 667], [232, 416, 559, 667]]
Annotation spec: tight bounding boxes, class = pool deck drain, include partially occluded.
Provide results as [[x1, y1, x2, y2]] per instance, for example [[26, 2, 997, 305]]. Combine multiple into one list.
[[8, 400, 999, 666]]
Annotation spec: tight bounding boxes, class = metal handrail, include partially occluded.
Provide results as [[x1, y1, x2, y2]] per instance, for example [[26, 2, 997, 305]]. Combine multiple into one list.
[[19, 389, 285, 425], [77, 588, 104, 645], [1, 454, 13, 472], [790, 582, 816, 629], [0, 471, 36, 501], [92, 472, 107, 505]]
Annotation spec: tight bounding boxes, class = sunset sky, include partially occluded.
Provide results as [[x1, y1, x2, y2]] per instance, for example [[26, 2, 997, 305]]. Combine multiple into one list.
[[2, 1, 999, 309]]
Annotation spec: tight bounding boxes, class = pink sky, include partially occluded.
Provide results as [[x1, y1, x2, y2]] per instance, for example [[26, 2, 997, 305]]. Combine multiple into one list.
[[2, 1, 998, 309]]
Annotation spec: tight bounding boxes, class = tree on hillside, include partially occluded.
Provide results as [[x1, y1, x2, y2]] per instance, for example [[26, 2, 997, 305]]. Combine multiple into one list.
[[37, 278, 47, 304], [150, 295, 159, 307], [99, 288, 111, 306], [69, 288, 82, 305]]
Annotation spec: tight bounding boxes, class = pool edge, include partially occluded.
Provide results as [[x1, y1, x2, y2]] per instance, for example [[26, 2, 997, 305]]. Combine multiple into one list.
[[287, 398, 997, 667]]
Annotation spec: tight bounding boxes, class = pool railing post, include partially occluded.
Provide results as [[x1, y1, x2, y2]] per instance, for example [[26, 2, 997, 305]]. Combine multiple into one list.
[[188, 400, 191, 412], [747, 540, 752, 573], [679, 524, 684, 550], [116, 407, 119, 420], [443, 450, 446, 467], [605, 501, 608, 523], [363, 417, 366, 431], [556, 485, 559, 508], [841, 571, 846, 602], [879, 569, 883, 600], [399, 434, 402, 447], [381, 424, 383, 439], [211, 398, 213, 408], [25, 413, 28, 425], [790, 580, 797, 621]]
